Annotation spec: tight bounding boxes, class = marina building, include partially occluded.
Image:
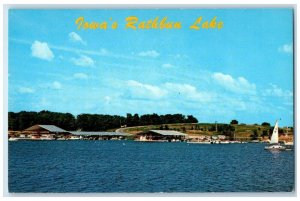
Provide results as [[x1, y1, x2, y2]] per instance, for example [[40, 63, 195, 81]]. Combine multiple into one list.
[[24, 124, 70, 140], [135, 130, 187, 142], [69, 131, 130, 140]]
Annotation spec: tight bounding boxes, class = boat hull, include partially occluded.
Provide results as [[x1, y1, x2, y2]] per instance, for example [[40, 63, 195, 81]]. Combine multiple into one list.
[[134, 139, 168, 142], [187, 141, 212, 144], [264, 144, 286, 151]]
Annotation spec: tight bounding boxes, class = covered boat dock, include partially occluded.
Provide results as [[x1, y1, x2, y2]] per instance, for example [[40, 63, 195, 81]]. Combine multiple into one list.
[[135, 130, 187, 142], [23, 124, 69, 140], [69, 131, 130, 140]]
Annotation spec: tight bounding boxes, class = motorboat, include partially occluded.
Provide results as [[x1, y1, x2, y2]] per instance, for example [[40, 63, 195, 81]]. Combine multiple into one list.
[[8, 137, 19, 141]]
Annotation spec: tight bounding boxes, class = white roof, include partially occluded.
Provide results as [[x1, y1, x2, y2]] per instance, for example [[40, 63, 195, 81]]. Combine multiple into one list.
[[39, 125, 67, 132], [25, 124, 67, 132], [70, 131, 128, 136], [150, 130, 187, 136]]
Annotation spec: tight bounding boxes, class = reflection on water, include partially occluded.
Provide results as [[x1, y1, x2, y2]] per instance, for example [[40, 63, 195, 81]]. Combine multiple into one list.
[[8, 141, 294, 193], [269, 150, 281, 158]]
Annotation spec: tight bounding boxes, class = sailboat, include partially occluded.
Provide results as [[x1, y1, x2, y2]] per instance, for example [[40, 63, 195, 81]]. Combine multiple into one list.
[[264, 120, 286, 150]]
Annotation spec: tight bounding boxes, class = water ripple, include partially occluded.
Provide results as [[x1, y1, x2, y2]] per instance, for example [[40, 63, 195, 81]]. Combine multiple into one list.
[[8, 141, 294, 193]]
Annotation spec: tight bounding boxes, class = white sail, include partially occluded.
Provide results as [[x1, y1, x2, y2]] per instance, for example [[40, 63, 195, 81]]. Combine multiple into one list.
[[270, 120, 279, 144]]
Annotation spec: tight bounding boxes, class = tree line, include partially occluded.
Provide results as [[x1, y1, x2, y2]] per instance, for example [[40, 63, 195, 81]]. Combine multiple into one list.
[[8, 111, 198, 131]]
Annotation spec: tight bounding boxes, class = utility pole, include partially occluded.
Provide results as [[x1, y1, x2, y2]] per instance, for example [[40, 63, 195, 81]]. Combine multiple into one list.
[[215, 121, 218, 132]]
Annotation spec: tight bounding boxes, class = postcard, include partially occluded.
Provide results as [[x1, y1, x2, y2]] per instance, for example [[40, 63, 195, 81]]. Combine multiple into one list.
[[6, 6, 295, 194]]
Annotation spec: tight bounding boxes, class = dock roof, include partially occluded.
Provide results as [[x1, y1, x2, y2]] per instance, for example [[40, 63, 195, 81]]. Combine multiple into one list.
[[25, 125, 67, 132], [70, 131, 129, 136], [149, 130, 187, 136]]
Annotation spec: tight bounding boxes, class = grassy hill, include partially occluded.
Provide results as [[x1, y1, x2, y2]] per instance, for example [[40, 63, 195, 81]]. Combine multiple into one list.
[[120, 123, 293, 141]]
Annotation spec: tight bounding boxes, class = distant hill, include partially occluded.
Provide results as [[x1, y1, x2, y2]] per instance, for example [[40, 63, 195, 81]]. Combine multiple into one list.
[[119, 123, 294, 141]]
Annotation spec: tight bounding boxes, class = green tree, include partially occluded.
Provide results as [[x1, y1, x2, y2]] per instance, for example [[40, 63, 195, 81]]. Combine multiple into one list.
[[261, 122, 270, 126], [8, 112, 17, 130], [8, 110, 199, 131], [230, 119, 238, 124], [151, 113, 162, 125], [126, 113, 133, 126], [185, 115, 198, 123], [261, 130, 269, 138], [250, 130, 258, 140], [132, 114, 140, 126], [279, 128, 284, 135]]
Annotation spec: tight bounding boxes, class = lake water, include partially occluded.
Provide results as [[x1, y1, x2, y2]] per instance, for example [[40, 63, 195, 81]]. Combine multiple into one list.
[[8, 141, 294, 193]]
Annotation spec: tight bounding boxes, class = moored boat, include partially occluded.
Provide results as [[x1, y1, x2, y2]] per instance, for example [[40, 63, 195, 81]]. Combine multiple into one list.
[[284, 141, 294, 146], [69, 136, 81, 140], [219, 140, 230, 144], [229, 140, 241, 143], [9, 137, 19, 141], [134, 139, 168, 142], [264, 144, 286, 150], [56, 138, 66, 140], [187, 140, 212, 144]]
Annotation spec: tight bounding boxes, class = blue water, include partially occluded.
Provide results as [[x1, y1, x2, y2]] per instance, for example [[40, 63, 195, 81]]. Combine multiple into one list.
[[8, 141, 294, 193]]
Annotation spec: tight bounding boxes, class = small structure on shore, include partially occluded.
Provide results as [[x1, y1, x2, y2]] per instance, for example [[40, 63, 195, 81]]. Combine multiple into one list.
[[70, 131, 129, 140], [23, 124, 69, 140], [135, 130, 187, 142], [187, 135, 211, 143]]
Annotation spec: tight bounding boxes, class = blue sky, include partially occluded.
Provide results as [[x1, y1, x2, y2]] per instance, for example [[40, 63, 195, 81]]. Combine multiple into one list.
[[8, 9, 294, 126]]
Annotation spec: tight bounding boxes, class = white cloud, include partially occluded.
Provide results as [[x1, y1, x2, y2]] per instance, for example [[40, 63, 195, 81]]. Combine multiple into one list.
[[278, 43, 293, 54], [265, 84, 284, 97], [164, 83, 212, 102], [13, 38, 159, 62], [31, 40, 54, 61], [51, 81, 62, 90], [18, 87, 35, 94], [127, 80, 167, 99], [104, 96, 111, 104], [121, 79, 266, 121], [212, 72, 256, 94], [15, 38, 151, 62], [265, 84, 293, 98], [125, 80, 212, 102], [40, 97, 51, 107], [162, 63, 173, 68], [73, 73, 88, 79], [138, 50, 159, 58], [99, 48, 109, 56], [71, 55, 95, 67], [69, 32, 86, 45], [84, 103, 96, 110], [169, 54, 188, 59]]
